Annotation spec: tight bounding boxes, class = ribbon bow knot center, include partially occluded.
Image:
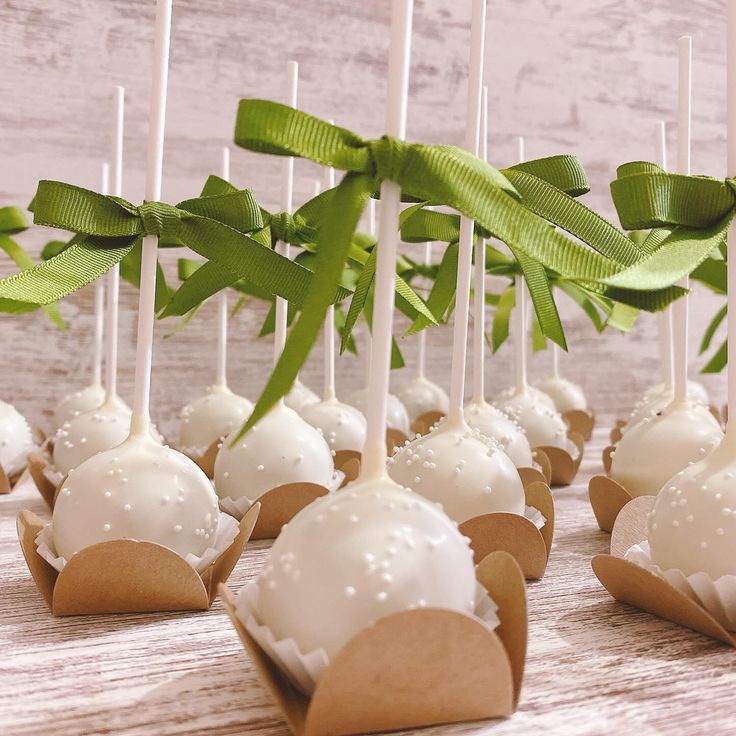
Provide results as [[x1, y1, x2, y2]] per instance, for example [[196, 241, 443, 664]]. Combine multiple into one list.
[[270, 211, 297, 244], [138, 201, 182, 240], [369, 135, 409, 182]]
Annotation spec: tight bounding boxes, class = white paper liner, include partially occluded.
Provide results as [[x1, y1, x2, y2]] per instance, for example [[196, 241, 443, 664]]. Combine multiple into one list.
[[566, 437, 580, 461], [3, 442, 40, 478], [34, 510, 240, 575], [218, 470, 345, 521], [237, 576, 500, 696], [524, 504, 546, 531], [624, 541, 736, 631]]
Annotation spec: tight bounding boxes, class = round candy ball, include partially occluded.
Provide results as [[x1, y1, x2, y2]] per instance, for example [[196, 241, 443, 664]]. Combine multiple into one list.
[[388, 422, 525, 523], [52, 435, 220, 562], [214, 401, 336, 504], [610, 401, 724, 498], [346, 387, 411, 437], [257, 476, 478, 661], [495, 384, 556, 412], [0, 399, 33, 473], [464, 400, 533, 467], [648, 440, 735, 579], [495, 390, 568, 450], [284, 379, 320, 415], [53, 383, 106, 430], [300, 399, 367, 453], [179, 384, 253, 452], [535, 376, 587, 413], [397, 376, 450, 423], [53, 397, 134, 475]]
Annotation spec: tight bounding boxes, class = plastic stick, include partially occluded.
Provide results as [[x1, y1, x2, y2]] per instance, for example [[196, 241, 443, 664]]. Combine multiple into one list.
[[92, 164, 107, 389], [361, 0, 414, 480], [216, 146, 230, 389], [514, 136, 528, 392], [416, 241, 431, 380]]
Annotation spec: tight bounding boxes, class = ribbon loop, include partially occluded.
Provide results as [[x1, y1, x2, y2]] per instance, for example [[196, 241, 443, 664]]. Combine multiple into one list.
[[138, 201, 182, 241], [369, 135, 409, 182]]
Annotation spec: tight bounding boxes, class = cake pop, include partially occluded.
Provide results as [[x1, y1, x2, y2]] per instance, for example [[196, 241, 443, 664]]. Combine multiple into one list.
[[536, 345, 587, 413], [0, 399, 34, 479], [464, 400, 533, 467], [284, 378, 319, 414]]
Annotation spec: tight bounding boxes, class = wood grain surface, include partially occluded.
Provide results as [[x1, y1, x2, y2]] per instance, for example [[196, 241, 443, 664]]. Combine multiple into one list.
[[3, 422, 736, 736]]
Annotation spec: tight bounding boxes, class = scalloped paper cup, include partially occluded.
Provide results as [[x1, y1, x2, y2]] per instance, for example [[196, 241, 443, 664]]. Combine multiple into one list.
[[524, 504, 546, 530]]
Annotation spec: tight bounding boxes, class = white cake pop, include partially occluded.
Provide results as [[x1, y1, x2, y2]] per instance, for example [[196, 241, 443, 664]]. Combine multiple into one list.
[[609, 400, 724, 498], [255, 475, 478, 661], [464, 400, 533, 468], [179, 384, 253, 454], [388, 421, 525, 524], [0, 399, 34, 475], [53, 384, 106, 430], [536, 376, 587, 414], [397, 376, 450, 423], [495, 384, 556, 412], [301, 398, 367, 453], [495, 389, 568, 450], [52, 434, 220, 562], [623, 390, 719, 437], [214, 401, 337, 505], [285, 378, 320, 414], [643, 379, 709, 406], [346, 387, 411, 436]]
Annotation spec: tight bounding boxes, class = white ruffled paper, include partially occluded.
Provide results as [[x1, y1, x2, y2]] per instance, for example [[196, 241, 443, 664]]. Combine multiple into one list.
[[524, 504, 546, 531], [3, 442, 40, 479], [237, 576, 501, 696], [35, 510, 240, 575], [624, 541, 736, 631], [218, 470, 345, 521]]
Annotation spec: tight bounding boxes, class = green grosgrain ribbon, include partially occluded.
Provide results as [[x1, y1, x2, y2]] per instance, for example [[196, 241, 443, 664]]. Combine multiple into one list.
[[232, 100, 687, 435], [0, 205, 64, 327], [0, 180, 351, 315]]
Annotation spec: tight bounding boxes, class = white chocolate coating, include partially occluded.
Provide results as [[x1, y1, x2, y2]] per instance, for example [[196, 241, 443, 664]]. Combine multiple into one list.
[[256, 475, 478, 660], [623, 393, 720, 437], [53, 383, 106, 430], [0, 399, 33, 474], [214, 401, 336, 504], [53, 397, 134, 475], [494, 390, 568, 450], [643, 379, 709, 406], [495, 384, 556, 412], [536, 376, 587, 413], [610, 401, 724, 498], [388, 421, 525, 523], [648, 438, 736, 579], [397, 376, 450, 423], [52, 435, 220, 562], [284, 379, 320, 414], [345, 387, 411, 436], [464, 400, 533, 468], [300, 398, 367, 453], [179, 384, 253, 453]]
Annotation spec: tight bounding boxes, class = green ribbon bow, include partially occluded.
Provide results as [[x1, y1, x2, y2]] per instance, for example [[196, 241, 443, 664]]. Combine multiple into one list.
[[0, 179, 352, 320], [611, 160, 736, 372], [0, 205, 64, 328], [232, 100, 688, 436]]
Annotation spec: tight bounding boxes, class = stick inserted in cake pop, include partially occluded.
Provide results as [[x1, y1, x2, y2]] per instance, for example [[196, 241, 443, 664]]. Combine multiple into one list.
[[216, 147, 231, 390]]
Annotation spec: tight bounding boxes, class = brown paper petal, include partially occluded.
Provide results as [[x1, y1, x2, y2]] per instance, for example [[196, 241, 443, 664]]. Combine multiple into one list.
[[609, 495, 654, 557], [386, 428, 409, 454], [602, 445, 614, 474], [219, 549, 526, 735], [252, 483, 329, 540], [0, 464, 11, 495], [26, 452, 61, 509], [563, 409, 595, 441], [532, 449, 552, 484], [333, 450, 361, 488], [410, 410, 445, 437], [609, 420, 624, 445], [588, 475, 633, 533], [538, 431, 584, 487]]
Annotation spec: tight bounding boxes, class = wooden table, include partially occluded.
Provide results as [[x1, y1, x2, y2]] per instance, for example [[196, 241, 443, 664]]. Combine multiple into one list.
[[2, 420, 735, 736]]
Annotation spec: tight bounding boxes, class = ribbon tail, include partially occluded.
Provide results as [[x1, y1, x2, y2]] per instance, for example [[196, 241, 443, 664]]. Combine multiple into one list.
[[233, 171, 374, 440], [340, 246, 376, 353], [160, 261, 239, 318], [491, 283, 515, 352]]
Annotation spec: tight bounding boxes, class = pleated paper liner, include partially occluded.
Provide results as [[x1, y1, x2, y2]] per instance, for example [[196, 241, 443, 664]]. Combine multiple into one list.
[[410, 409, 445, 437], [591, 496, 736, 647], [459, 480, 554, 580], [562, 409, 595, 441], [16, 502, 259, 616], [538, 431, 584, 487], [220, 550, 527, 736]]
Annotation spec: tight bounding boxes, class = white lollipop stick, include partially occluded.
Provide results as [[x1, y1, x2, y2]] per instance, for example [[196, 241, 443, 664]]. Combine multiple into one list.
[[552, 341, 560, 379], [655, 119, 674, 391], [363, 197, 377, 389], [727, 3, 736, 437], [92, 164, 107, 390], [105, 86, 124, 403], [274, 61, 298, 369], [416, 240, 431, 380], [361, 0, 415, 480], [216, 146, 231, 389], [447, 0, 487, 427], [671, 35, 691, 405], [129, 0, 173, 437], [471, 84, 489, 403], [514, 136, 528, 392]]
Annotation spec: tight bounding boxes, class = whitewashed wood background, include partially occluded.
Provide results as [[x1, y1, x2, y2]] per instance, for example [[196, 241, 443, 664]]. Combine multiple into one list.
[[0, 0, 729, 436]]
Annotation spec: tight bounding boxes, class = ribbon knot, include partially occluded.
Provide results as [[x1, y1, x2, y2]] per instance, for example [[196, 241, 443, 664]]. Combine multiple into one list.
[[138, 201, 182, 240], [269, 211, 297, 244], [369, 135, 408, 182]]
